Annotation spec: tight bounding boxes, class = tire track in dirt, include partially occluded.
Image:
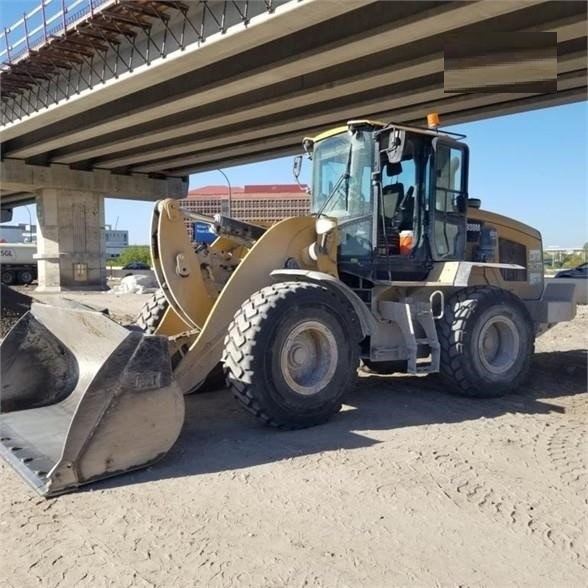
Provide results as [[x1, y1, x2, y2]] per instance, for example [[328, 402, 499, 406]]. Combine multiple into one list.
[[1, 489, 159, 587], [546, 423, 588, 499], [430, 448, 587, 569]]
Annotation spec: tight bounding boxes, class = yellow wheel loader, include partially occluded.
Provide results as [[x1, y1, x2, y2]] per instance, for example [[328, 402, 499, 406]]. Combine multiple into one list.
[[0, 116, 577, 496]]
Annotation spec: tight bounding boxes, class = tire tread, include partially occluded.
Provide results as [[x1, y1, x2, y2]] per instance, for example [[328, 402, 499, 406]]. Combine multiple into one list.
[[223, 281, 360, 429], [437, 286, 534, 398]]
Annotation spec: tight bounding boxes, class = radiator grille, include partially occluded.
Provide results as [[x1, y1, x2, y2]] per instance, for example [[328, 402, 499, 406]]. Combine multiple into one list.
[[499, 238, 527, 281]]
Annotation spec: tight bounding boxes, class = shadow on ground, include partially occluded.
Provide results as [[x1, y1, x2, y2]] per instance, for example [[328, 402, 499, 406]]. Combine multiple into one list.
[[90, 349, 587, 493]]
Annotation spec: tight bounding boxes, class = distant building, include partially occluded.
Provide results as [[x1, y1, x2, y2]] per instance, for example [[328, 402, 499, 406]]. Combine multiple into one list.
[[104, 227, 129, 258], [179, 184, 310, 241], [544, 247, 585, 255], [543, 246, 587, 266]]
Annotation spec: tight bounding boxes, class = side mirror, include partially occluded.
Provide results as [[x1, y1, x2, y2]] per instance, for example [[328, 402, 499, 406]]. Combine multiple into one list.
[[293, 155, 302, 180], [453, 194, 467, 214], [386, 129, 406, 164], [1, 208, 13, 223]]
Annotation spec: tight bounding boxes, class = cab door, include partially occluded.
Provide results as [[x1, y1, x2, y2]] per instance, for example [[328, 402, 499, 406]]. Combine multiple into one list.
[[429, 138, 469, 260]]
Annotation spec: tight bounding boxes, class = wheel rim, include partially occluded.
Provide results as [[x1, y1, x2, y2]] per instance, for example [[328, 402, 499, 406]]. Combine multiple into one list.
[[477, 315, 520, 375], [280, 320, 338, 396]]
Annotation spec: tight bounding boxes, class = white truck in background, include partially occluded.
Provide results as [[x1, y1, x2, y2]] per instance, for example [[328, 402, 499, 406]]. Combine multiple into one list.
[[0, 243, 37, 285]]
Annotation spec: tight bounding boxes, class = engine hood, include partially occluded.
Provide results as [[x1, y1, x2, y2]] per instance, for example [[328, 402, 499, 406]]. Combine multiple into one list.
[[468, 207, 542, 242]]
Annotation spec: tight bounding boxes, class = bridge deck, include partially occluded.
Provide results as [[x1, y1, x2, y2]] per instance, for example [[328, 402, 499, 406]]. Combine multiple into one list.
[[0, 0, 586, 201]]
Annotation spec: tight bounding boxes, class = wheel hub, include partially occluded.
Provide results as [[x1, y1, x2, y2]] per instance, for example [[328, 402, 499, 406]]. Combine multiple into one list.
[[289, 344, 309, 366], [478, 315, 520, 375], [280, 320, 338, 396]]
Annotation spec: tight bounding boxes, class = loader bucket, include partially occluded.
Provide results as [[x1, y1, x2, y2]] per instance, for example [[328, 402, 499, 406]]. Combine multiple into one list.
[[0, 303, 184, 497]]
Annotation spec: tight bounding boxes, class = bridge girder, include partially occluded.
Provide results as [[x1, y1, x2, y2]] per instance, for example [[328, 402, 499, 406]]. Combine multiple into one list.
[[0, 0, 586, 205]]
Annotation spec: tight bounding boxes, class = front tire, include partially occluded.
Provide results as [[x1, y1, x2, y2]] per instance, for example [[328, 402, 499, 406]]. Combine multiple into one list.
[[437, 286, 534, 398], [135, 288, 226, 393], [135, 288, 168, 333], [224, 281, 361, 429]]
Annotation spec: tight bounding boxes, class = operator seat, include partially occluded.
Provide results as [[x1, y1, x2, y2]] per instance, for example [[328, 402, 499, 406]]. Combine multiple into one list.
[[397, 185, 415, 231], [382, 183, 405, 218], [378, 163, 404, 255]]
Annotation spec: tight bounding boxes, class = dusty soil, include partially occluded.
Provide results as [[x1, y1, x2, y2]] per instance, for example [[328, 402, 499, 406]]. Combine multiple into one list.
[[0, 284, 153, 336], [0, 285, 33, 338], [1, 295, 586, 587]]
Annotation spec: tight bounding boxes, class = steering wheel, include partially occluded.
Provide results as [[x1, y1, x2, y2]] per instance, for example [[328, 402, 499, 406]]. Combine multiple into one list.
[[338, 213, 374, 253], [338, 213, 373, 230]]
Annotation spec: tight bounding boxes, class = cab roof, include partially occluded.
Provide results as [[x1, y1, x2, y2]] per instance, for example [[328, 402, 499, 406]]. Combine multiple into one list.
[[305, 119, 385, 144], [304, 119, 465, 145]]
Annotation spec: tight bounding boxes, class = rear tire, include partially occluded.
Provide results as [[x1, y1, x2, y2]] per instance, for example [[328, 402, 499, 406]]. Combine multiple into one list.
[[223, 281, 361, 429], [437, 286, 534, 398]]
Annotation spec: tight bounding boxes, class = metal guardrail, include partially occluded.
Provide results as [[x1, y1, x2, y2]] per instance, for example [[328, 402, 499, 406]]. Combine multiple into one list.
[[1, 0, 113, 65], [1, 0, 278, 66]]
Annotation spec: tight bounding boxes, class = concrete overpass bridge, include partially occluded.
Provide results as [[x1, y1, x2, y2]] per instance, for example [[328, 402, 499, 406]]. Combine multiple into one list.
[[0, 0, 586, 290]]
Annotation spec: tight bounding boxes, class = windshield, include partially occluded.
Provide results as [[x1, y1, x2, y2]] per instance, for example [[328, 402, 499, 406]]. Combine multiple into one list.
[[311, 129, 374, 256], [311, 130, 373, 218]]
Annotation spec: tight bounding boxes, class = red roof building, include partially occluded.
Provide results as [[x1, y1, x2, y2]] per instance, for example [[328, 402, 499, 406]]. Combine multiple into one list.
[[180, 184, 310, 228]]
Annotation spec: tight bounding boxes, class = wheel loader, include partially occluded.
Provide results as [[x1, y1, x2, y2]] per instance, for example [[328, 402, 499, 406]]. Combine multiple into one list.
[[0, 115, 577, 497]]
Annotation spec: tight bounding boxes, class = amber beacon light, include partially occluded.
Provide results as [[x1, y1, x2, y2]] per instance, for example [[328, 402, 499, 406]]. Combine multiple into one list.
[[427, 112, 440, 128]]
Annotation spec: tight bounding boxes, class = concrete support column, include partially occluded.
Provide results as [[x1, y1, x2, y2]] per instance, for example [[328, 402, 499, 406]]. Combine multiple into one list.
[[35, 189, 106, 292]]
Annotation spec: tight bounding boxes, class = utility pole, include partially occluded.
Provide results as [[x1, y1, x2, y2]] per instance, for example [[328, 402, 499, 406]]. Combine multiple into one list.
[[217, 169, 232, 217]]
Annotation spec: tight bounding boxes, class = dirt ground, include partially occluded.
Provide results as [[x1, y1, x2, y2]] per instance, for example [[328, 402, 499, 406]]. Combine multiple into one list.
[[1, 290, 586, 587], [0, 283, 154, 336]]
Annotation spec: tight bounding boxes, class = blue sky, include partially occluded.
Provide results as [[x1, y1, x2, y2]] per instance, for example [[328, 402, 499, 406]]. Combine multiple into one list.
[[2, 2, 587, 248]]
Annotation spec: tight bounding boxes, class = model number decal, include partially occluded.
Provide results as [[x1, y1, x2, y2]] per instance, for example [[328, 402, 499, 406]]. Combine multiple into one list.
[[528, 249, 542, 262], [0, 249, 15, 257]]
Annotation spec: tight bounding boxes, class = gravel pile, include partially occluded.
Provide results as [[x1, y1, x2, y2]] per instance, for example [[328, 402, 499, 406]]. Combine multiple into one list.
[[0, 284, 32, 338]]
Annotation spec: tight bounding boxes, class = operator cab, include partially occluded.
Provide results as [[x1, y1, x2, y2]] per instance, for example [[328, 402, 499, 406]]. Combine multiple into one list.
[[302, 115, 469, 285]]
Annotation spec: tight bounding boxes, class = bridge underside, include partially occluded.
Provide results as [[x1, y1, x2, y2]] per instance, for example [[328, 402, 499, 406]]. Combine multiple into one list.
[[0, 160, 186, 290], [0, 0, 586, 191]]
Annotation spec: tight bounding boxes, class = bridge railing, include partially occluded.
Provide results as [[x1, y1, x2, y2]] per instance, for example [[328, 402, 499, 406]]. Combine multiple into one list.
[[1, 0, 282, 122], [1, 0, 112, 65]]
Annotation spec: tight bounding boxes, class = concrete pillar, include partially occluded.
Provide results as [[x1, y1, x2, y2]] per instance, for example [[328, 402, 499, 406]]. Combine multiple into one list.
[[35, 189, 107, 292]]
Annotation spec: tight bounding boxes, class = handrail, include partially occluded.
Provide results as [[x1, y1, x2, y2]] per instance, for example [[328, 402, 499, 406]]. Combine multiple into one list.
[[1, 0, 112, 64]]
